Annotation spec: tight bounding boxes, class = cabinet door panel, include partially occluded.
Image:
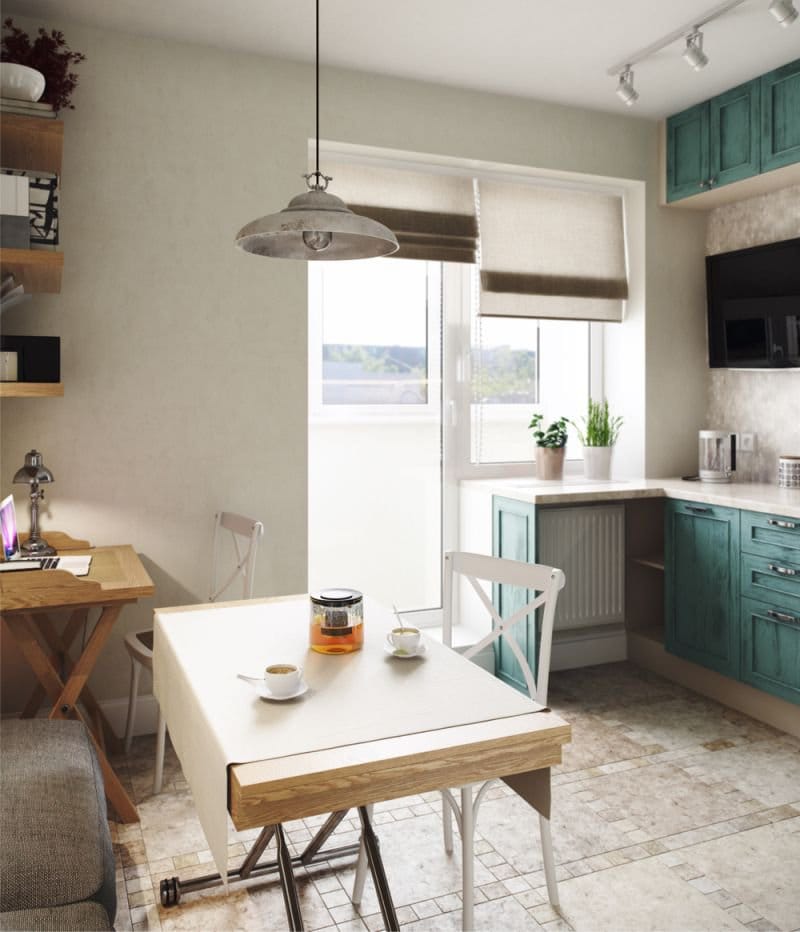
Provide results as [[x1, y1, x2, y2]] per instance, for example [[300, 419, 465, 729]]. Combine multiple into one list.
[[741, 596, 800, 704], [761, 59, 800, 172], [710, 80, 760, 186], [741, 552, 800, 611], [665, 501, 739, 676], [667, 103, 709, 202], [741, 509, 800, 561], [492, 497, 536, 693]]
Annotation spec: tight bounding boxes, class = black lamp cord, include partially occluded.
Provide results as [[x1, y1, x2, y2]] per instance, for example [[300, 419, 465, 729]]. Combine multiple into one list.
[[315, 0, 320, 177]]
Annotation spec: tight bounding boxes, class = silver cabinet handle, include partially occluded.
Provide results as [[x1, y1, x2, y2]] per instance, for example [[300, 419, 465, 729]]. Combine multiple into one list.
[[768, 518, 797, 529], [687, 505, 711, 514], [767, 609, 800, 626], [768, 563, 797, 577]]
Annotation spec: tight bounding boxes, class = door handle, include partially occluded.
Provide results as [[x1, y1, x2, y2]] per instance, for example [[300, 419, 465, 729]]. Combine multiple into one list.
[[768, 563, 797, 577], [767, 609, 800, 626], [687, 506, 711, 514], [767, 518, 797, 530]]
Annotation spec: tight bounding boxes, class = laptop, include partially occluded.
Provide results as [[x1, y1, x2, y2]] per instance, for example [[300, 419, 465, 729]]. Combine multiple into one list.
[[0, 494, 92, 576]]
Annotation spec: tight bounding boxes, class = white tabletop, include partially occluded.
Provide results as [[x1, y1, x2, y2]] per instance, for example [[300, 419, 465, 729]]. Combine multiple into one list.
[[153, 594, 544, 878]]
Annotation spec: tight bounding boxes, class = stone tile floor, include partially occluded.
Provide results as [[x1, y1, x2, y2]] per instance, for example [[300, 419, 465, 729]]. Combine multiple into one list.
[[110, 662, 800, 932]]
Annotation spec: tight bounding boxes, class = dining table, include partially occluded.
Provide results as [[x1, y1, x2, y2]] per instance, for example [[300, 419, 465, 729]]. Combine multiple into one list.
[[153, 593, 571, 930]]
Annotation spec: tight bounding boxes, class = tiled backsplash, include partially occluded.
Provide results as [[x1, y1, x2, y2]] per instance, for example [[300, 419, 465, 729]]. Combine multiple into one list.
[[705, 185, 800, 483]]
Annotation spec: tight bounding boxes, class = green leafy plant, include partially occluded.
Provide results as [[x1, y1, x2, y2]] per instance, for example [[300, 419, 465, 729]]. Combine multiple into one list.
[[1, 19, 86, 112], [529, 414, 568, 448], [571, 399, 623, 447]]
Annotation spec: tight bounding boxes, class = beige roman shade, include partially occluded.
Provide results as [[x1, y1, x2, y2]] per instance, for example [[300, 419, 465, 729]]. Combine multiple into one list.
[[325, 161, 478, 263], [477, 180, 628, 322]]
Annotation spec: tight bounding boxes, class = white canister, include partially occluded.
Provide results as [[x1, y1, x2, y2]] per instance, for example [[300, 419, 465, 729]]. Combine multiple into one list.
[[777, 455, 800, 489], [583, 446, 613, 480]]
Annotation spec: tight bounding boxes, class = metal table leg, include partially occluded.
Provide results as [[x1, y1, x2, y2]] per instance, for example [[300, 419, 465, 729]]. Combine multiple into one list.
[[358, 806, 399, 932], [275, 824, 304, 931]]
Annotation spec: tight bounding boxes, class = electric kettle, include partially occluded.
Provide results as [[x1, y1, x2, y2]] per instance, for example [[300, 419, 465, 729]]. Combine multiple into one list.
[[699, 430, 736, 482]]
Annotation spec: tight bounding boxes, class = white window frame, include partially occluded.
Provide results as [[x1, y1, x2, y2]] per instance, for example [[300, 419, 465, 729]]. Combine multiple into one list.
[[308, 262, 442, 425]]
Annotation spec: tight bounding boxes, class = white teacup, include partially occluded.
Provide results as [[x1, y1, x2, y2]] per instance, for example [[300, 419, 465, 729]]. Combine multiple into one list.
[[264, 663, 303, 697], [388, 626, 421, 654]]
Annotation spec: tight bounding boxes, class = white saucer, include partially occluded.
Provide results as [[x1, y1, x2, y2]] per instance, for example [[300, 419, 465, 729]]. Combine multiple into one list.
[[384, 638, 427, 660], [255, 679, 309, 701], [238, 673, 309, 701]]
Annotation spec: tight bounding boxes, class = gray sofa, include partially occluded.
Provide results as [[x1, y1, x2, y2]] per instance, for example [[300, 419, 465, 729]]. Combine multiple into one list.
[[0, 720, 117, 931]]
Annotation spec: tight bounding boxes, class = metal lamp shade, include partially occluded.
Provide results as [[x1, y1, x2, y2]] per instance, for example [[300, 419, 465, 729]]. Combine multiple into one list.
[[235, 187, 398, 261], [13, 449, 54, 485]]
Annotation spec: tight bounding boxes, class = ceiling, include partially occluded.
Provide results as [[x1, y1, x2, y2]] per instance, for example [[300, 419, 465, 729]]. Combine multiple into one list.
[[7, 0, 800, 117]]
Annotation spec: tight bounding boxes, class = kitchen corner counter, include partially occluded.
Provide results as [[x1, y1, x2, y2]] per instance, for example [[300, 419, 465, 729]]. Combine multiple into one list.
[[470, 477, 800, 519]]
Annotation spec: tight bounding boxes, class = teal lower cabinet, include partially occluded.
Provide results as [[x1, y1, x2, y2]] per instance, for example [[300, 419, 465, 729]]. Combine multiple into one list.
[[740, 597, 800, 704], [665, 500, 800, 706], [492, 496, 537, 694], [665, 500, 740, 677]]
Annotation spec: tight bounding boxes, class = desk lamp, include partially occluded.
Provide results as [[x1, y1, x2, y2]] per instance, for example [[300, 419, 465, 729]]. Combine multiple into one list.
[[13, 449, 55, 556]]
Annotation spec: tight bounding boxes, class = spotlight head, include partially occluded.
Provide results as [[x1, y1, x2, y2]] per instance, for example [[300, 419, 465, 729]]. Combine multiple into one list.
[[769, 0, 798, 25], [683, 30, 709, 70], [616, 67, 639, 106]]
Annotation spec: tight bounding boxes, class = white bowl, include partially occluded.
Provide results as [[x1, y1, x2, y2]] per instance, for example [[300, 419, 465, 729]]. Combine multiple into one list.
[[1, 63, 46, 102]]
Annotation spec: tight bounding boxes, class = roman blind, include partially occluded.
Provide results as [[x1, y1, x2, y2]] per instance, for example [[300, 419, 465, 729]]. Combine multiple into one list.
[[325, 160, 478, 264], [477, 180, 628, 322]]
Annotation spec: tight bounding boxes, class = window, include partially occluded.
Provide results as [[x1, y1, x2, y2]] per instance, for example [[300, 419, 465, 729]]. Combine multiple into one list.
[[309, 259, 440, 416]]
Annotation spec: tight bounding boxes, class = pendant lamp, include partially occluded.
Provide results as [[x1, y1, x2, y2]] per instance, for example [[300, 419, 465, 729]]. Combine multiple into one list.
[[235, 0, 398, 261]]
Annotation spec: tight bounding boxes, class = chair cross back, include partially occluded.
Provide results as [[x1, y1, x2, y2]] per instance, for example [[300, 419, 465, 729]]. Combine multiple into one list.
[[443, 551, 565, 706], [209, 511, 265, 603]]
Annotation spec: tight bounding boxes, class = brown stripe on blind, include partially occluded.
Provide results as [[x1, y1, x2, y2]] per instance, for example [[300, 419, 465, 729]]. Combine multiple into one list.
[[347, 205, 478, 263], [481, 270, 629, 301]]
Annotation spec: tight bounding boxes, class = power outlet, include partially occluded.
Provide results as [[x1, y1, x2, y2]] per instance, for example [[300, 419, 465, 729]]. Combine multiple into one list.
[[738, 432, 756, 453]]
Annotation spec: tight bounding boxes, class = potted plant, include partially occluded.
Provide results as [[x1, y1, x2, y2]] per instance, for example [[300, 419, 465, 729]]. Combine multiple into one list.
[[1, 19, 85, 112], [529, 414, 568, 480], [571, 399, 623, 480]]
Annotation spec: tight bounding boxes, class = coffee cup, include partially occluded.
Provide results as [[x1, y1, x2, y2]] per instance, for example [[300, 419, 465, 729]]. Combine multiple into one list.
[[264, 663, 302, 697], [388, 626, 421, 654]]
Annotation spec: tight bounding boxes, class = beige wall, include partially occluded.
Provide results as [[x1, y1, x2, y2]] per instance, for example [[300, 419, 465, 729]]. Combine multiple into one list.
[[705, 185, 800, 481], [1, 18, 708, 713]]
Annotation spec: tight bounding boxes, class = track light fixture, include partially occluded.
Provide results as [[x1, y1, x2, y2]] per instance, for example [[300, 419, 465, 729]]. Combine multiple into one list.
[[683, 30, 709, 70], [769, 0, 799, 25], [616, 67, 639, 106], [608, 0, 797, 105]]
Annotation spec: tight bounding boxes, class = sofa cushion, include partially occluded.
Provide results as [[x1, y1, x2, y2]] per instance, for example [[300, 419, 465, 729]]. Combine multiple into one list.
[[0, 720, 116, 922], [0, 901, 112, 931]]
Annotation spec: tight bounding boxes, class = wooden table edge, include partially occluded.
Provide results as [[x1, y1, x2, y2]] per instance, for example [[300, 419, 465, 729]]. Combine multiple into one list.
[[230, 712, 570, 829]]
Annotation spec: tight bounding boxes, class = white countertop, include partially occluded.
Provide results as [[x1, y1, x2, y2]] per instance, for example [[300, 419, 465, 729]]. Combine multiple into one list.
[[463, 477, 800, 519]]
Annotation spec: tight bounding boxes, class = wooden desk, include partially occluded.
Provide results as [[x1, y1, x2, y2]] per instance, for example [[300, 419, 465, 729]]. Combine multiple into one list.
[[154, 596, 570, 928], [1, 537, 155, 823]]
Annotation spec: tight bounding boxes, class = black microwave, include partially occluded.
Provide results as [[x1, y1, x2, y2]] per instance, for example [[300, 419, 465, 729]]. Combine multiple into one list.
[[706, 237, 800, 369]]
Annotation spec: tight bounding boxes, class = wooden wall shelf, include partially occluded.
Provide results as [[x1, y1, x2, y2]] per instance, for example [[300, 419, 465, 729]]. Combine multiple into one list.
[[0, 248, 63, 294], [0, 382, 63, 398], [0, 113, 64, 174]]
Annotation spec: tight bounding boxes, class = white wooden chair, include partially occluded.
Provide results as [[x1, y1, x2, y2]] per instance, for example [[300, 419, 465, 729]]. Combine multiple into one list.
[[351, 550, 566, 930], [123, 511, 264, 793]]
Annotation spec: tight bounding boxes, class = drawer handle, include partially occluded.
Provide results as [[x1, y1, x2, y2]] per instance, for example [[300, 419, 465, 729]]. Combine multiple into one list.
[[767, 609, 800, 626], [687, 506, 711, 514], [768, 563, 797, 577], [767, 518, 797, 530]]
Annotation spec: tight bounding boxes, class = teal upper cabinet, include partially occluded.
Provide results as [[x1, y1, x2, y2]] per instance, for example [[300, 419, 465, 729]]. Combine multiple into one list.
[[667, 102, 710, 201], [666, 58, 800, 203], [710, 80, 761, 187], [761, 59, 800, 172], [665, 500, 740, 677], [667, 81, 758, 201]]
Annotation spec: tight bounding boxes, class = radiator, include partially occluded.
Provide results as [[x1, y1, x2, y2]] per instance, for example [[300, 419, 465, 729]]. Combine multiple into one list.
[[537, 504, 625, 631]]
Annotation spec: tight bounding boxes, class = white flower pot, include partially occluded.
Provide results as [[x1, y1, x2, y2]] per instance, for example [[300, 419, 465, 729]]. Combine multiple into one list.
[[583, 446, 613, 480], [0, 63, 46, 102]]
